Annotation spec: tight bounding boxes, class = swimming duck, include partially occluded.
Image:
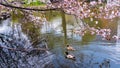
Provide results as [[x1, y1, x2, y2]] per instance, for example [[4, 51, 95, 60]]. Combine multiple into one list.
[[66, 45, 75, 51], [65, 51, 76, 60]]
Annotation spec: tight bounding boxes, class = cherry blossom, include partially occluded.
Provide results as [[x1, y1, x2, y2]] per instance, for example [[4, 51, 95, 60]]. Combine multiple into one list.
[[47, 0, 120, 19]]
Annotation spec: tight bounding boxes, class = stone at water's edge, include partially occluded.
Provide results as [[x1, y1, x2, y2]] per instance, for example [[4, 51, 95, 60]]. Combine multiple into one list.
[[0, 19, 55, 68]]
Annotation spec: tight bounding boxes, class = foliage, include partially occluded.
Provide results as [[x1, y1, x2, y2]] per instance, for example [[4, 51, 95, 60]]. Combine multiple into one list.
[[24, 0, 45, 7]]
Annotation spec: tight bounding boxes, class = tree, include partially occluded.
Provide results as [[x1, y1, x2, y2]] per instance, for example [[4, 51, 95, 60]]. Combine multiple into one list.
[[0, 0, 120, 40]]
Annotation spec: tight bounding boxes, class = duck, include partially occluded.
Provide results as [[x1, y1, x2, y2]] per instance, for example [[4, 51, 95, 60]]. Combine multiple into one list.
[[65, 51, 76, 60], [66, 44, 75, 51]]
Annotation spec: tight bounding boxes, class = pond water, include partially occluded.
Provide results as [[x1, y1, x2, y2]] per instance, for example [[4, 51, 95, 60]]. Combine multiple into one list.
[[42, 11, 120, 68], [0, 11, 120, 68]]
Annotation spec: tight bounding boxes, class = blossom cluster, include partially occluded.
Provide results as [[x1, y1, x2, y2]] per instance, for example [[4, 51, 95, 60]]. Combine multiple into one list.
[[74, 27, 120, 41], [48, 0, 120, 41], [48, 0, 120, 19]]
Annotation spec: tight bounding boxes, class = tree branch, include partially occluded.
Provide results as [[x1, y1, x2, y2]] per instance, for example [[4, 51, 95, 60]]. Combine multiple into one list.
[[0, 2, 60, 11]]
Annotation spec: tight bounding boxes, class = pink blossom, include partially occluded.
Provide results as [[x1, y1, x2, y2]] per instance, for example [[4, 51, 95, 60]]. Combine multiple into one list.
[[90, 1, 97, 6]]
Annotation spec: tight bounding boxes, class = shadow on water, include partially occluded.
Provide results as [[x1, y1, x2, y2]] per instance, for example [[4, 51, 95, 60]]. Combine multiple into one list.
[[0, 10, 120, 68]]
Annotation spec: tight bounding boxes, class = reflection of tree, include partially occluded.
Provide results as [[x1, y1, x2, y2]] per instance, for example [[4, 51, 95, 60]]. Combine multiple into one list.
[[45, 10, 61, 21], [11, 10, 43, 47], [21, 21, 41, 47], [11, 10, 24, 23], [61, 11, 67, 45], [81, 32, 96, 45], [83, 18, 102, 28]]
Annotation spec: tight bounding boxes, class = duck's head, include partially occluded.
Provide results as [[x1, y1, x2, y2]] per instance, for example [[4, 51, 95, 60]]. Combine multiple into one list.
[[65, 51, 69, 55], [67, 45, 69, 47]]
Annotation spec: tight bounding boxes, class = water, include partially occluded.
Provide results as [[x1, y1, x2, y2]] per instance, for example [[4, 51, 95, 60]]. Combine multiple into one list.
[[0, 18, 12, 34], [0, 18, 54, 68], [41, 11, 120, 68], [0, 11, 120, 68]]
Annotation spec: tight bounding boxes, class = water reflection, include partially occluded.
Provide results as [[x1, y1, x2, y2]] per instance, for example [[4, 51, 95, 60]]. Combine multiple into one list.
[[41, 11, 120, 67], [117, 19, 120, 46], [5, 10, 120, 68], [61, 11, 67, 45], [0, 18, 12, 34]]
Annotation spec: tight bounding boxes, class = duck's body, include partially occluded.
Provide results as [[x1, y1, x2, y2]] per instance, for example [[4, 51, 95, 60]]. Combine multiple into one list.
[[65, 52, 76, 60], [66, 54, 75, 59], [66, 45, 75, 51]]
